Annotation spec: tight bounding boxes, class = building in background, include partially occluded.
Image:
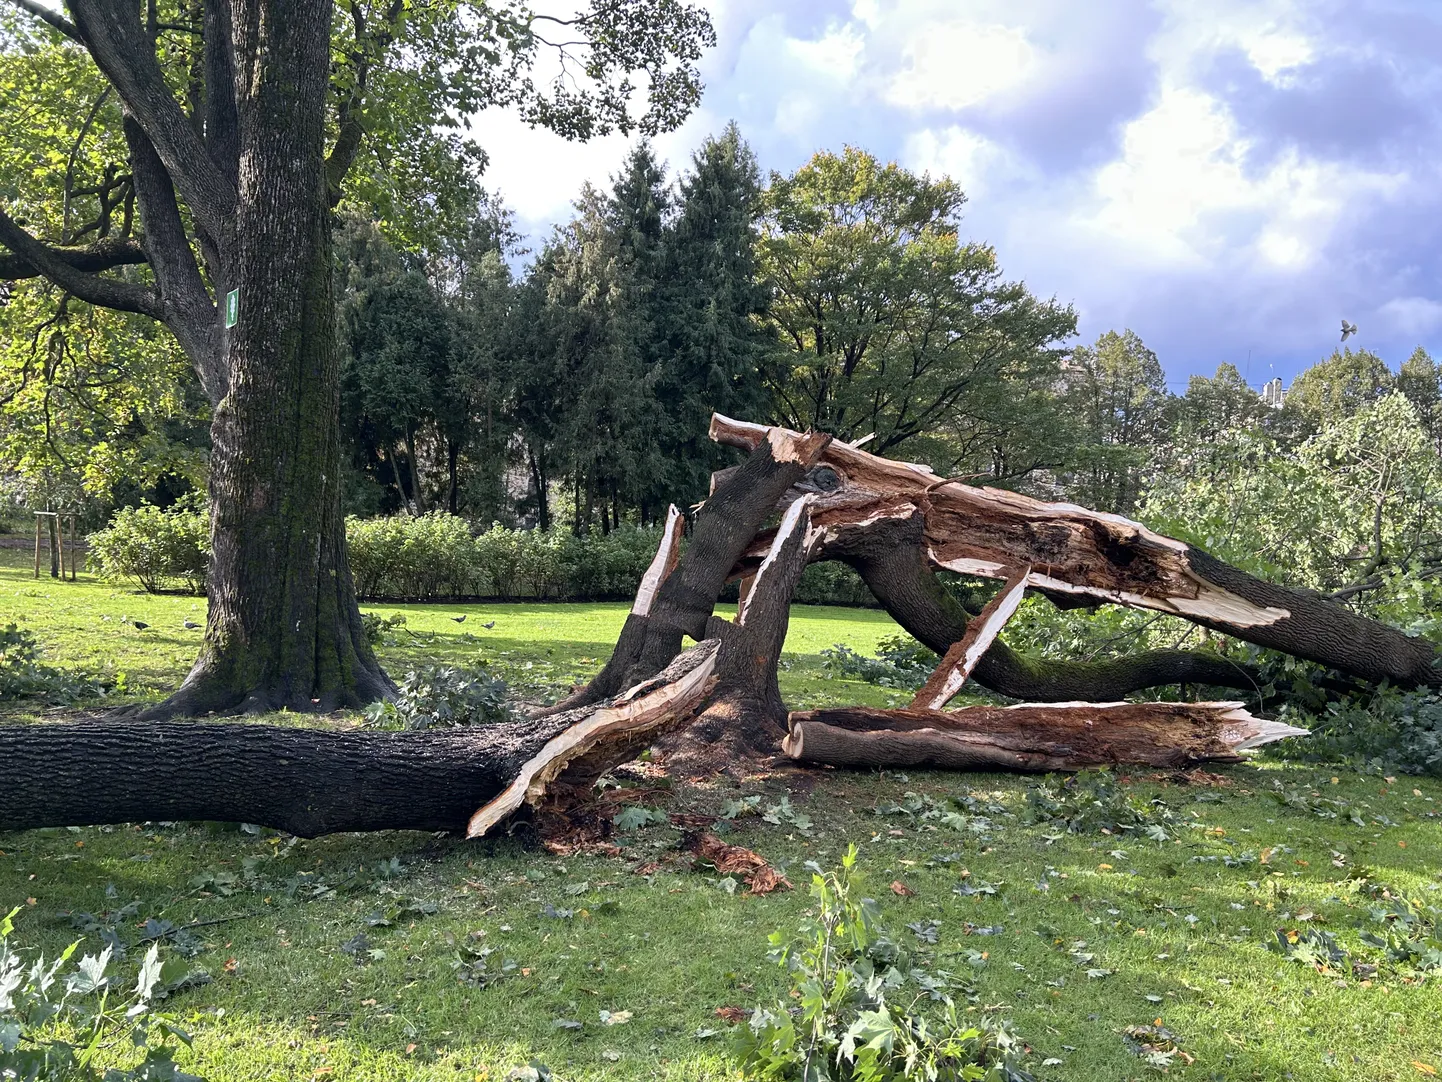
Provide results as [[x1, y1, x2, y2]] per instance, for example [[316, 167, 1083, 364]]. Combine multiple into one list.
[[1260, 377, 1287, 409]]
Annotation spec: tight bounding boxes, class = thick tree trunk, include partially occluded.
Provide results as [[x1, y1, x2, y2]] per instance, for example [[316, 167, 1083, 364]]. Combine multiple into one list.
[[0, 647, 716, 837], [149, 0, 389, 717], [657, 495, 821, 769], [784, 703, 1306, 772], [545, 428, 830, 713]]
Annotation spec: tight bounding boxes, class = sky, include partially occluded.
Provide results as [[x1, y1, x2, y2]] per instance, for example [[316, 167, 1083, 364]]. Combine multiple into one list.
[[468, 0, 1442, 388]]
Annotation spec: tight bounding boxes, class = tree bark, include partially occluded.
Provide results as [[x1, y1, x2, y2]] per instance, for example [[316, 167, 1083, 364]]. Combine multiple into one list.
[[784, 702, 1307, 772], [0, 646, 716, 837], [545, 427, 830, 713], [658, 494, 821, 769], [147, 0, 389, 717]]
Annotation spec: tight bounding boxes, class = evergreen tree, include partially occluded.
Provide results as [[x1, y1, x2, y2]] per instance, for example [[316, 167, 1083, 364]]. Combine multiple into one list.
[[1398, 346, 1442, 454], [654, 123, 775, 504]]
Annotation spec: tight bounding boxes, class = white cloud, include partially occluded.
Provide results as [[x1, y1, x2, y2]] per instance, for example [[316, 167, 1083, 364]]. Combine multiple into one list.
[[1378, 296, 1442, 337], [902, 125, 1016, 200], [1086, 85, 1400, 271], [882, 20, 1035, 111], [1150, 0, 1315, 85]]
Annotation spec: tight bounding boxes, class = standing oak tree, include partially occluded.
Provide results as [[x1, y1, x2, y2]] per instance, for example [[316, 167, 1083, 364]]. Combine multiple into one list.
[[0, 0, 714, 715]]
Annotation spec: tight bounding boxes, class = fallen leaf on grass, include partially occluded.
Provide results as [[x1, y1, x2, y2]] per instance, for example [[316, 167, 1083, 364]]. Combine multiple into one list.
[[631, 861, 663, 876], [599, 1009, 632, 1026], [714, 1006, 747, 1025], [890, 880, 916, 897], [1414, 1062, 1437, 1077]]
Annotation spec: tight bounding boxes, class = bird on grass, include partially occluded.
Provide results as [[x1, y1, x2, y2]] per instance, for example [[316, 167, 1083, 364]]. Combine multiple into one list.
[[481, 620, 496, 629], [451, 614, 466, 623], [132, 620, 149, 631], [183, 619, 201, 630], [1341, 319, 1357, 342]]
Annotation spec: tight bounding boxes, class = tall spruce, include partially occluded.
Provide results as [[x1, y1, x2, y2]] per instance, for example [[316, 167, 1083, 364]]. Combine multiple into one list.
[[655, 124, 774, 504]]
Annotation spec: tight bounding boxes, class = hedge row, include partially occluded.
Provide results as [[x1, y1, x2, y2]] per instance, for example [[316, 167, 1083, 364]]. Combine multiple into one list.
[[89, 506, 875, 605]]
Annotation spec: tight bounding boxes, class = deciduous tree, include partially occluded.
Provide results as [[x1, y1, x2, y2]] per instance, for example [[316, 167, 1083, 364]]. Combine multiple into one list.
[[0, 0, 715, 714]]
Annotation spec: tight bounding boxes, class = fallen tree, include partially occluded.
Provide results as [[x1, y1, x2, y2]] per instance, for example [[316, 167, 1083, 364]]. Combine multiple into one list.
[[784, 702, 1307, 772], [9, 411, 1432, 839]]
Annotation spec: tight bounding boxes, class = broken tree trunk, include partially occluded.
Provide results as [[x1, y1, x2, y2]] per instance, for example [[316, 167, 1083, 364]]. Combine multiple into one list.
[[656, 495, 823, 769], [466, 641, 718, 837], [784, 702, 1307, 772], [712, 414, 1441, 692], [544, 427, 831, 714], [0, 646, 718, 838]]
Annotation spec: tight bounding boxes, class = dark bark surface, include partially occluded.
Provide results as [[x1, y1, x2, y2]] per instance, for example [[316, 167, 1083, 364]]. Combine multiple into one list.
[[0, 717, 569, 836], [661, 498, 821, 768], [547, 431, 830, 714], [148, 0, 390, 717]]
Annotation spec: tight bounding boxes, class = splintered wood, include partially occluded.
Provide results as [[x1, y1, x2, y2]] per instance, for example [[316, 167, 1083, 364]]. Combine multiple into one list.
[[911, 566, 1032, 710], [632, 504, 684, 617], [709, 413, 1290, 628], [783, 702, 1307, 772], [467, 642, 718, 838]]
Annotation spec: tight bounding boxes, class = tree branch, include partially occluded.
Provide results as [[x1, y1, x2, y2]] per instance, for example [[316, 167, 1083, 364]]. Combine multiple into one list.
[[123, 116, 223, 402], [67, 0, 237, 244], [7, 0, 82, 42], [0, 207, 161, 318], [0, 234, 149, 281]]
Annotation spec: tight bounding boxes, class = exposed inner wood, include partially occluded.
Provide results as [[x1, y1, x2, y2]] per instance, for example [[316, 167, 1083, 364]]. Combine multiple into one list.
[[467, 642, 719, 838], [632, 503, 684, 617], [710, 413, 1289, 628], [783, 702, 1307, 772], [911, 565, 1032, 710]]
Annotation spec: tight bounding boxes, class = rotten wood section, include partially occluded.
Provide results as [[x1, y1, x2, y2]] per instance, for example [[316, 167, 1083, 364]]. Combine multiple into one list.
[[911, 566, 1032, 710], [467, 641, 718, 838], [783, 702, 1307, 773]]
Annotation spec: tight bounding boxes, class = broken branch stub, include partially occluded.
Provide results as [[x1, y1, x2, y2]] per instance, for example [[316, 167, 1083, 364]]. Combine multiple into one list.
[[911, 566, 1032, 710], [783, 702, 1307, 773]]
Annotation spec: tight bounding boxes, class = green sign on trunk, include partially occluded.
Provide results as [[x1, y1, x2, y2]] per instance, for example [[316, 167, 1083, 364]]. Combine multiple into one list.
[[225, 288, 239, 328]]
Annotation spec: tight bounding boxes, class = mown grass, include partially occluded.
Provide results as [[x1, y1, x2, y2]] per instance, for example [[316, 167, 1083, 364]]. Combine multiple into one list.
[[3, 545, 1442, 1081], [0, 545, 905, 717]]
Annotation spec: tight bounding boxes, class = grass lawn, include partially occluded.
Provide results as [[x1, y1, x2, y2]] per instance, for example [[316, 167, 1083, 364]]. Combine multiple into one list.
[[3, 545, 1442, 1081]]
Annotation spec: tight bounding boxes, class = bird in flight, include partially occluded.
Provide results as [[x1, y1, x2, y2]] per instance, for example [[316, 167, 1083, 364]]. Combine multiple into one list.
[[1340, 319, 1357, 342], [451, 614, 466, 623]]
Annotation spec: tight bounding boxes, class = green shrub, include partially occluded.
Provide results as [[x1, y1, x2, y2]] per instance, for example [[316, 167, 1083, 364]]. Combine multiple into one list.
[[0, 623, 108, 705], [820, 635, 938, 690], [0, 906, 205, 1080], [473, 523, 524, 597], [364, 664, 514, 729], [734, 845, 1033, 1082], [797, 561, 874, 607], [346, 512, 477, 598], [88, 502, 208, 594], [344, 513, 884, 604]]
